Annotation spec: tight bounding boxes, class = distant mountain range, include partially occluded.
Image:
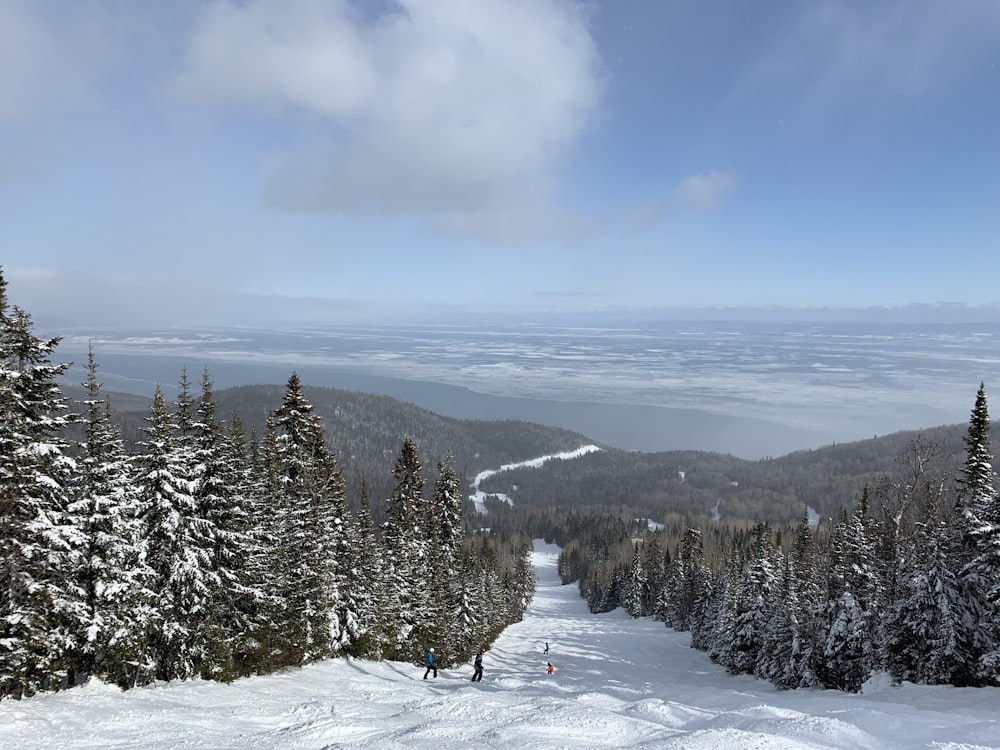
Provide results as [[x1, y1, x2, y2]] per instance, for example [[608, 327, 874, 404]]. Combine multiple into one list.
[[62, 381, 968, 528]]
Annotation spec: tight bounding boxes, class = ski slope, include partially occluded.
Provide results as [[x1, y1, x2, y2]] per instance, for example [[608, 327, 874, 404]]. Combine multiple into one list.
[[3, 542, 998, 749]]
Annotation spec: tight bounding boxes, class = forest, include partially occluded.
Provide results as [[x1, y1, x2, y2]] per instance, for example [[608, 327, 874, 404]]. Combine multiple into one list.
[[540, 401, 1000, 691], [0, 268, 534, 699], [2, 262, 998, 699]]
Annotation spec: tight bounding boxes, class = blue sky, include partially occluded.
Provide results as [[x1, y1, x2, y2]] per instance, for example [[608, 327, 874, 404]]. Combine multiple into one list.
[[2, 0, 999, 327]]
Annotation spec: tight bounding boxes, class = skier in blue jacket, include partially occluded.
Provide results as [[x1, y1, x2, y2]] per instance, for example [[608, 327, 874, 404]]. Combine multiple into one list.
[[423, 648, 437, 679]]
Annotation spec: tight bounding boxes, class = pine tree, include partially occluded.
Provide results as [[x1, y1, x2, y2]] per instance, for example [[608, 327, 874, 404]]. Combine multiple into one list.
[[190, 369, 250, 679], [254, 417, 291, 670], [884, 512, 964, 685], [382, 437, 427, 661], [623, 542, 647, 618], [726, 523, 775, 675], [268, 373, 349, 664], [428, 456, 471, 658], [220, 413, 270, 676], [757, 550, 801, 688], [344, 478, 386, 659], [675, 527, 707, 630], [0, 288, 83, 698], [821, 589, 870, 692], [67, 346, 148, 687], [788, 511, 821, 688], [641, 532, 669, 619], [815, 495, 880, 690], [135, 386, 217, 682], [954, 383, 1000, 684]]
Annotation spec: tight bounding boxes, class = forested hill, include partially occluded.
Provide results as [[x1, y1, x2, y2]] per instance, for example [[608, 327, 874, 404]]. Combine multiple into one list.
[[477, 422, 967, 525], [85, 381, 968, 526], [85, 382, 590, 510]]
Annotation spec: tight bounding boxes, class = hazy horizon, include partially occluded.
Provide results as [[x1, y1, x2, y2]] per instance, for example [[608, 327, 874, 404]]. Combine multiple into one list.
[[51, 317, 995, 460]]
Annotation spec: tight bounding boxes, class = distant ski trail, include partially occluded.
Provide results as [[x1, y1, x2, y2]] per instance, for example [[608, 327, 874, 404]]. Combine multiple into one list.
[[469, 444, 602, 513]]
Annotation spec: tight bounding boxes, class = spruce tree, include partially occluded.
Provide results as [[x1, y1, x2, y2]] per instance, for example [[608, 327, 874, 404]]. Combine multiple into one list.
[[67, 346, 148, 687], [135, 386, 217, 682], [190, 369, 249, 679], [884, 513, 964, 685], [676, 527, 707, 630], [344, 478, 387, 659], [0, 293, 82, 697], [815, 496, 880, 690], [726, 523, 775, 675], [427, 456, 469, 659], [757, 550, 801, 688], [954, 383, 1000, 684], [382, 437, 427, 661], [268, 373, 349, 664], [788, 511, 821, 688], [623, 542, 647, 618]]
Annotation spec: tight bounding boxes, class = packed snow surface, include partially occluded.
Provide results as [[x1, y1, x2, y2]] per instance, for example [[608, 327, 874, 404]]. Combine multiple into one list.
[[4, 542, 999, 749]]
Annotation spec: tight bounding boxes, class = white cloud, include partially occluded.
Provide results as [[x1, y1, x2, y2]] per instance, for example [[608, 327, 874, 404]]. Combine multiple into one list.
[[171, 0, 377, 118], [170, 0, 605, 242]]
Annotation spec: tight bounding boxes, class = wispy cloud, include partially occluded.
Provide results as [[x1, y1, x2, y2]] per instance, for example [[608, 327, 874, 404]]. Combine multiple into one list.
[[738, 0, 1000, 110], [615, 171, 739, 234], [671, 171, 738, 211]]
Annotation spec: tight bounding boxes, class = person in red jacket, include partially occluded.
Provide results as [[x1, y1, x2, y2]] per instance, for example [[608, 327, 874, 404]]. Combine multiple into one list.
[[546, 662, 554, 675]]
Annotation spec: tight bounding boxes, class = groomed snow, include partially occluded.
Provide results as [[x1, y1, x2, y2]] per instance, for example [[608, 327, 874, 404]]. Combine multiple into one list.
[[3, 541, 999, 749]]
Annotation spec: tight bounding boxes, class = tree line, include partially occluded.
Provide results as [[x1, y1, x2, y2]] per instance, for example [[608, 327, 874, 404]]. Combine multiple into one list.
[[554, 389, 1000, 690], [0, 268, 534, 699]]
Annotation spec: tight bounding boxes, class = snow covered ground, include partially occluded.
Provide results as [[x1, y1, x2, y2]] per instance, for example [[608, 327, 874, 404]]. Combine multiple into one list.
[[4, 542, 999, 749]]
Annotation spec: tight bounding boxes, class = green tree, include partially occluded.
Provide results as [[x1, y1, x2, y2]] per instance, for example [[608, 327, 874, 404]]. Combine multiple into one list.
[[0, 285, 82, 697], [268, 373, 349, 664]]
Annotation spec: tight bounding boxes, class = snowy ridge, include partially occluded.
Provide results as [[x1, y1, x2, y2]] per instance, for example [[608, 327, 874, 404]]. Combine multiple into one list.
[[469, 444, 602, 513], [3, 541, 998, 749]]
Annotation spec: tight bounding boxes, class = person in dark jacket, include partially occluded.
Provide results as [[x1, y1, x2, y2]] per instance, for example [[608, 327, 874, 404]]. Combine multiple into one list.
[[423, 648, 437, 679], [471, 647, 485, 682]]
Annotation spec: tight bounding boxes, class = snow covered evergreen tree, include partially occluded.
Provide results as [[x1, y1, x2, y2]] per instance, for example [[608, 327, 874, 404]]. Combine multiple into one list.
[[623, 542, 647, 618], [787, 512, 821, 688], [884, 511, 964, 685], [953, 383, 1000, 684], [190, 369, 255, 679], [67, 347, 149, 688], [0, 283, 83, 698], [382, 438, 428, 661], [428, 456, 473, 659], [134, 386, 218, 683], [815, 495, 880, 691], [641, 533, 669, 619], [343, 478, 386, 659], [672, 527, 707, 631], [757, 550, 800, 688], [725, 523, 775, 675], [267, 373, 350, 665]]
